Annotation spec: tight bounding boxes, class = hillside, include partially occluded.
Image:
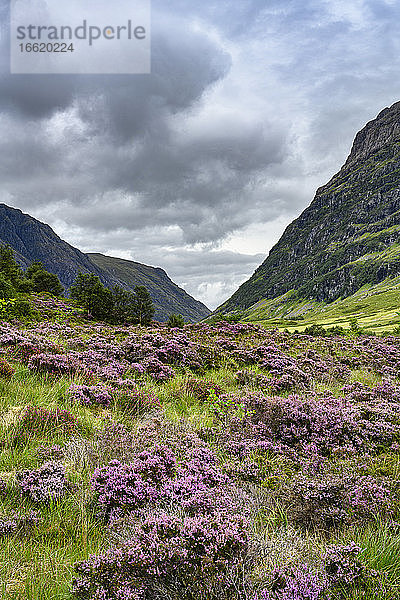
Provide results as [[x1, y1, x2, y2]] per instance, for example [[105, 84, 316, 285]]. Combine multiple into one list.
[[88, 253, 210, 322], [0, 203, 210, 322], [218, 101, 400, 317]]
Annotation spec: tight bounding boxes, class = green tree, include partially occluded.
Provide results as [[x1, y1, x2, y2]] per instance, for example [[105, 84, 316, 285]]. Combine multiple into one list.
[[0, 244, 23, 287], [70, 272, 113, 320], [131, 286, 155, 326], [0, 273, 15, 299], [167, 313, 185, 328], [26, 261, 64, 296], [111, 285, 138, 324]]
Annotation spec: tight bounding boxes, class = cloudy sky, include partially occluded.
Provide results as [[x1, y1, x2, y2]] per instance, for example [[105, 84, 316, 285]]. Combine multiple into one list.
[[1, 0, 400, 308]]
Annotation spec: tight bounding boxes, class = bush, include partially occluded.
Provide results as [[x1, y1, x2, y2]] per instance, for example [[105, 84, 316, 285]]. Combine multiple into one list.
[[16, 461, 69, 503], [0, 510, 39, 538], [167, 313, 185, 328], [28, 352, 81, 375], [0, 356, 15, 379], [68, 384, 113, 408], [186, 377, 223, 402], [253, 563, 327, 600], [0, 297, 38, 321], [72, 512, 247, 600]]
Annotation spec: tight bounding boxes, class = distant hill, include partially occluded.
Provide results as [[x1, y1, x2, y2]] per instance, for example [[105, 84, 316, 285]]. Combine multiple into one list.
[[0, 203, 210, 322], [88, 253, 210, 322], [217, 101, 400, 318]]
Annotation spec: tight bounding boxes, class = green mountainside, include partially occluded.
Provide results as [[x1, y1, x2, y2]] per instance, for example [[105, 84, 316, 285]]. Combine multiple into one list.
[[217, 101, 400, 324], [0, 203, 210, 322], [88, 253, 210, 322]]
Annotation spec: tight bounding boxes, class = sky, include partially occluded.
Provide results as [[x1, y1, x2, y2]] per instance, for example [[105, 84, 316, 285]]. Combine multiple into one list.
[[1, 0, 400, 309]]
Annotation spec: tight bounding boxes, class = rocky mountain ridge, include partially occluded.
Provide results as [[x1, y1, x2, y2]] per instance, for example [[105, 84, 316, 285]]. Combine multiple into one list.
[[0, 203, 210, 322], [218, 101, 400, 313]]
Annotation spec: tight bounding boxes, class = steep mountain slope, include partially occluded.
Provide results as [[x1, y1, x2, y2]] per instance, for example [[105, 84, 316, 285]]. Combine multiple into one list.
[[0, 203, 210, 321], [0, 203, 107, 286], [88, 253, 210, 322], [218, 101, 400, 314]]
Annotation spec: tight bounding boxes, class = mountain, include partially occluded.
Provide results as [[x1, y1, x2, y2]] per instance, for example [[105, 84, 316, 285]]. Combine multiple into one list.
[[0, 203, 210, 322], [88, 253, 210, 322], [218, 101, 400, 317]]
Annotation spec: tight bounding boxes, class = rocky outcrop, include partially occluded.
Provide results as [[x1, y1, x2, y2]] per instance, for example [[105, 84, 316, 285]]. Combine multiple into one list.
[[219, 101, 400, 312]]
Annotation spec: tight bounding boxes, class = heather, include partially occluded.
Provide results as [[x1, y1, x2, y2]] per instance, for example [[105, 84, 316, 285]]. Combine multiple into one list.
[[1, 299, 400, 598]]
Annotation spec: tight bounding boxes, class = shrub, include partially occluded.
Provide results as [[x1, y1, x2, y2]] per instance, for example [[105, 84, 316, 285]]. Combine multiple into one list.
[[186, 377, 223, 402], [68, 384, 113, 408], [0, 356, 15, 378], [91, 447, 178, 522], [287, 472, 394, 529], [28, 352, 81, 375], [0, 510, 39, 538], [323, 542, 372, 588], [16, 461, 69, 503], [140, 357, 175, 381], [91, 445, 236, 523], [253, 563, 328, 600], [72, 512, 247, 600], [36, 444, 65, 461], [167, 313, 185, 328]]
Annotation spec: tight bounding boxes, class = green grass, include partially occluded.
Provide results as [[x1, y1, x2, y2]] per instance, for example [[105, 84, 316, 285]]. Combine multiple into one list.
[[2, 313, 400, 599], [241, 277, 400, 333]]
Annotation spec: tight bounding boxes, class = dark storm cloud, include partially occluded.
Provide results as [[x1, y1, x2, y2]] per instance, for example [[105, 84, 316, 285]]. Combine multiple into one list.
[[2, 0, 400, 307]]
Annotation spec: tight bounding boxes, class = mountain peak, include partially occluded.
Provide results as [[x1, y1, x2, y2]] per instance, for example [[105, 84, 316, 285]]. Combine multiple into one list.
[[0, 203, 210, 321], [218, 101, 400, 314], [345, 101, 400, 168]]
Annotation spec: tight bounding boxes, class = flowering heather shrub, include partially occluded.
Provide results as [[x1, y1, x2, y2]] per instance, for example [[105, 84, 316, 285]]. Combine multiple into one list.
[[0, 510, 39, 538], [0, 356, 15, 378], [240, 393, 362, 457], [11, 405, 77, 445], [76, 350, 129, 380], [288, 473, 348, 529], [229, 348, 257, 365], [140, 357, 175, 381], [287, 472, 394, 529], [323, 542, 368, 587], [186, 377, 223, 402], [216, 387, 400, 462], [16, 461, 69, 503], [342, 380, 400, 403], [95, 422, 136, 462], [347, 475, 395, 517], [91, 446, 177, 521], [36, 444, 65, 461], [91, 445, 239, 522], [28, 352, 81, 375], [253, 564, 328, 600], [68, 384, 113, 408], [72, 512, 248, 600]]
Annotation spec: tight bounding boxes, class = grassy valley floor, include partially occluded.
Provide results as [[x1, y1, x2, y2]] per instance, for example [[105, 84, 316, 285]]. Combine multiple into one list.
[[241, 277, 400, 334], [0, 295, 400, 598]]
